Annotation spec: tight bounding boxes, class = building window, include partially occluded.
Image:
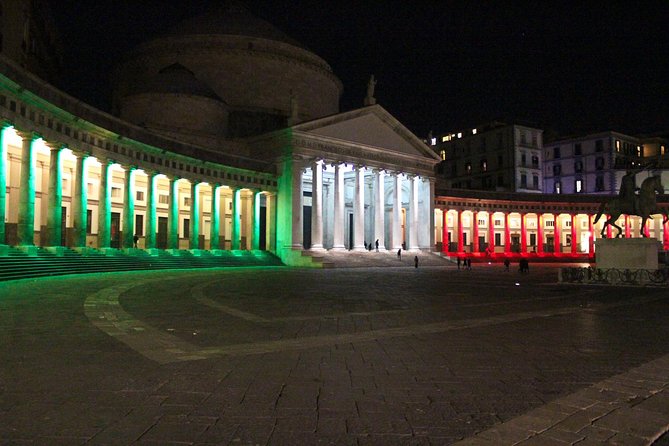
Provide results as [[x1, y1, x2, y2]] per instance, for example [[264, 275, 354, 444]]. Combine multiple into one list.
[[135, 214, 144, 236], [575, 179, 583, 193], [532, 175, 539, 190], [531, 155, 539, 168], [465, 162, 472, 174], [520, 174, 527, 188], [637, 146, 642, 157], [184, 196, 191, 207], [440, 150, 445, 160], [497, 174, 504, 187], [595, 174, 604, 192], [478, 218, 485, 226], [86, 210, 92, 234], [554, 146, 561, 158], [595, 139, 603, 152], [553, 164, 562, 176], [545, 220, 555, 228], [554, 181, 561, 194], [574, 160, 583, 172], [497, 154, 503, 167], [574, 143, 582, 156], [662, 145, 666, 156], [111, 187, 121, 198], [595, 157, 604, 170], [495, 233, 502, 245], [521, 153, 527, 166], [521, 131, 527, 144], [532, 133, 537, 146], [136, 190, 144, 201], [616, 140, 621, 151], [158, 194, 169, 205], [480, 159, 487, 172]]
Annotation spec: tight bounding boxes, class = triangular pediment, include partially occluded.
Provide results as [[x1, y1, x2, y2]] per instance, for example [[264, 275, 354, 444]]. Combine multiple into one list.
[[292, 105, 441, 161]]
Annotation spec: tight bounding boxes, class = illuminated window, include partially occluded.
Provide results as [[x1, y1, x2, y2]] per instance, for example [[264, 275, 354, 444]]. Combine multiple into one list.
[[111, 186, 121, 198], [457, 132, 462, 139], [575, 179, 583, 193], [465, 162, 472, 174], [440, 150, 446, 160], [662, 145, 666, 156], [478, 218, 485, 226], [554, 181, 561, 194], [472, 128, 477, 135], [430, 137, 436, 145], [637, 146, 642, 157], [546, 220, 555, 228], [480, 159, 487, 172], [616, 140, 621, 151]]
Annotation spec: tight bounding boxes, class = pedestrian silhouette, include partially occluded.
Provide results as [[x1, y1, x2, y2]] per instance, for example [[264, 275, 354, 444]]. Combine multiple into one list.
[[133, 234, 139, 248], [397, 248, 402, 260], [375, 239, 379, 252], [414, 255, 419, 268], [457, 257, 461, 269], [504, 258, 510, 271]]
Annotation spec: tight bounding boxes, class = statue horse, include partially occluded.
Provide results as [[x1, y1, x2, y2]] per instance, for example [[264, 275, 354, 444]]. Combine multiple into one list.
[[593, 175, 668, 238]]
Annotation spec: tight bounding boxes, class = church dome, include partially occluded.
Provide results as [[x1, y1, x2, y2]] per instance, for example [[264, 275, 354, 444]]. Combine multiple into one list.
[[112, 3, 342, 140]]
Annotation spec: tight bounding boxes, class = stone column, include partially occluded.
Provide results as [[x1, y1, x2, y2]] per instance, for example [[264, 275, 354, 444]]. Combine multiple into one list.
[[571, 214, 577, 254], [504, 212, 511, 253], [589, 215, 595, 256], [122, 166, 136, 248], [520, 213, 527, 254], [472, 211, 479, 253], [97, 159, 112, 249], [332, 163, 345, 250], [71, 152, 89, 248], [189, 181, 200, 249], [663, 218, 669, 251], [353, 166, 365, 251], [290, 161, 304, 249], [0, 121, 11, 245], [17, 131, 39, 246], [144, 171, 158, 249], [231, 188, 241, 250], [441, 210, 448, 252], [168, 177, 179, 250], [252, 190, 261, 250], [374, 169, 385, 250], [537, 213, 544, 254], [45, 143, 64, 246], [624, 215, 631, 238], [488, 212, 495, 253], [554, 214, 561, 254], [606, 214, 612, 239], [457, 210, 463, 252], [311, 161, 324, 250], [392, 173, 402, 250], [408, 175, 419, 250], [210, 184, 221, 250]]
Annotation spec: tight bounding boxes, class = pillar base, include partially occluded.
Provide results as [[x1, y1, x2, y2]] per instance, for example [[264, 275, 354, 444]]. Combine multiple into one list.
[[352, 245, 367, 252], [123, 248, 145, 256], [310, 245, 325, 251], [44, 246, 66, 256], [190, 249, 206, 256], [99, 247, 120, 255], [330, 245, 347, 251], [73, 246, 98, 256], [17, 245, 38, 256], [145, 248, 162, 256], [165, 249, 182, 256], [209, 249, 227, 256]]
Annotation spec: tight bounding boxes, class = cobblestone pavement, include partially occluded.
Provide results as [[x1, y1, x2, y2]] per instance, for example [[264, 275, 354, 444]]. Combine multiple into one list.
[[1, 263, 668, 445]]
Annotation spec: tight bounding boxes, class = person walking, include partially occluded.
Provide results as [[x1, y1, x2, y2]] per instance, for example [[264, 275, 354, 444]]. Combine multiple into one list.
[[375, 239, 379, 252], [503, 258, 510, 271], [397, 248, 402, 260], [414, 255, 419, 268]]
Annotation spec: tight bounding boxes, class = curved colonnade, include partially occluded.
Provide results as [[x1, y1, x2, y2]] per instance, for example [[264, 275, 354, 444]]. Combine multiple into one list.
[[0, 58, 277, 255]]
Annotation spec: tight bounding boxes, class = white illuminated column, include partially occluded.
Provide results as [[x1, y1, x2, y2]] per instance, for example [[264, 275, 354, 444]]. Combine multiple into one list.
[[144, 171, 158, 249], [17, 131, 38, 246], [122, 165, 136, 248], [0, 121, 9, 244], [252, 190, 261, 250], [408, 175, 419, 249], [231, 188, 241, 250], [311, 160, 324, 250], [392, 173, 402, 250], [46, 143, 64, 247], [167, 176, 179, 250], [353, 166, 365, 251], [374, 169, 385, 250], [331, 163, 345, 250], [290, 159, 303, 249], [189, 181, 200, 249], [210, 183, 221, 250], [97, 159, 112, 249]]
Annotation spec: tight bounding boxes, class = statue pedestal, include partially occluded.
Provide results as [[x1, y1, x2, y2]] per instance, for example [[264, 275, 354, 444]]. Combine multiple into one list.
[[596, 238, 659, 270]]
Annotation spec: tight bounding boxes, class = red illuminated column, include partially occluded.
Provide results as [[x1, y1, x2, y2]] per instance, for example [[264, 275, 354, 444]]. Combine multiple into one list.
[[537, 214, 544, 254], [520, 213, 527, 254], [643, 219, 650, 237], [472, 211, 479, 253], [664, 219, 669, 250], [554, 214, 561, 254], [442, 210, 448, 253], [606, 215, 612, 238], [571, 214, 577, 254], [624, 215, 631, 238], [457, 210, 463, 253], [504, 212, 511, 253], [488, 212, 495, 253], [588, 214, 595, 256]]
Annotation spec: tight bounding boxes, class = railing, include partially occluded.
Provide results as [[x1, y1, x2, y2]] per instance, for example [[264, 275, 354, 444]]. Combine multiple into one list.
[[559, 267, 669, 286]]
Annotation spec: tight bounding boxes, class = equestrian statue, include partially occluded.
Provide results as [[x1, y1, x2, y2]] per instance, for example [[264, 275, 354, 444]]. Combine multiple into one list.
[[594, 164, 668, 238]]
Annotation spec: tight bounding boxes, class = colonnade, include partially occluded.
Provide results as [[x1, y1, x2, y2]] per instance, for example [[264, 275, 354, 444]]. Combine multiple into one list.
[[0, 123, 273, 252], [436, 208, 669, 256], [299, 160, 433, 252]]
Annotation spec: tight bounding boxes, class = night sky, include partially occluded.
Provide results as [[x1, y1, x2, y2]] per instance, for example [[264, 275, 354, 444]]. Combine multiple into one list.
[[50, 1, 669, 140]]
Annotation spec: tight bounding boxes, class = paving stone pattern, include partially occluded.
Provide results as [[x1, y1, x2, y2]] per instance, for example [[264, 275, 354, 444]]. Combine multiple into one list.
[[0, 264, 668, 445]]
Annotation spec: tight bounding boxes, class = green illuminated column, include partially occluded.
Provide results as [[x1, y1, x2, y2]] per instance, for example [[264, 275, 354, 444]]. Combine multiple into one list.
[[252, 190, 261, 250], [97, 159, 112, 248], [168, 176, 179, 249], [71, 152, 89, 247], [210, 183, 221, 250], [45, 143, 64, 246], [122, 165, 136, 248], [17, 131, 39, 246], [189, 181, 200, 249], [231, 187, 241, 250], [0, 121, 12, 245], [145, 171, 157, 249]]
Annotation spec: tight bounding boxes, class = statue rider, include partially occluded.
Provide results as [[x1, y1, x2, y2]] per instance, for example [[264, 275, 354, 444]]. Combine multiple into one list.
[[619, 164, 645, 215]]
